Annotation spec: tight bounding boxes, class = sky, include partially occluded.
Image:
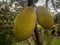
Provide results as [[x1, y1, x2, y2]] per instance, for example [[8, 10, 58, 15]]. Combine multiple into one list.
[[36, 0, 45, 6]]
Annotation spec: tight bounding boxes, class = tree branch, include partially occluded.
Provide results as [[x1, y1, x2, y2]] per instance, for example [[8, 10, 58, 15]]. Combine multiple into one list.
[[51, 0, 57, 12], [34, 24, 41, 45], [46, 0, 49, 8]]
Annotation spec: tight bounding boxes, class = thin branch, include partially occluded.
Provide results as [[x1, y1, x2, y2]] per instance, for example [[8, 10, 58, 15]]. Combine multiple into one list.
[[27, 39, 31, 45], [46, 0, 49, 8], [51, 0, 58, 12], [34, 24, 41, 45]]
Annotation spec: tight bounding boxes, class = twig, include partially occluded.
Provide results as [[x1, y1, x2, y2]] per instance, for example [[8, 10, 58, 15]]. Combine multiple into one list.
[[34, 24, 41, 45], [27, 39, 31, 45], [46, 0, 49, 8], [51, 0, 58, 12]]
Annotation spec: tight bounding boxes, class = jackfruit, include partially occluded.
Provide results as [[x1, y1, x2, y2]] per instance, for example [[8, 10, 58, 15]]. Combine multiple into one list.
[[14, 6, 36, 41], [36, 6, 54, 29]]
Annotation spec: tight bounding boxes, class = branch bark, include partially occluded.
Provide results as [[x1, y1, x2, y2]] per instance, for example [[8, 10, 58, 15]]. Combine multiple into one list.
[[34, 25, 41, 45], [46, 0, 49, 8], [51, 0, 57, 12]]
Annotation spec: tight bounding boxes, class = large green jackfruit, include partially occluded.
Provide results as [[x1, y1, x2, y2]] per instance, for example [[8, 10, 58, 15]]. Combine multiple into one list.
[[36, 6, 54, 29], [14, 6, 36, 41]]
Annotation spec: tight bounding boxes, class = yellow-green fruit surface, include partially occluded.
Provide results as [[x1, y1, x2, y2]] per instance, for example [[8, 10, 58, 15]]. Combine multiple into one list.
[[14, 6, 36, 41], [36, 6, 54, 29], [37, 24, 42, 30]]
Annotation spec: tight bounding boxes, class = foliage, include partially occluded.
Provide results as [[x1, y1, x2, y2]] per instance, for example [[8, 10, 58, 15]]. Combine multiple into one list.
[[46, 0, 60, 12], [54, 13, 60, 24], [0, 4, 15, 45]]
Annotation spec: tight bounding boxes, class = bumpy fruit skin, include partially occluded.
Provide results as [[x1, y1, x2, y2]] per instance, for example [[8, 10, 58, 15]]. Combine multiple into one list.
[[14, 6, 36, 41], [36, 6, 54, 29]]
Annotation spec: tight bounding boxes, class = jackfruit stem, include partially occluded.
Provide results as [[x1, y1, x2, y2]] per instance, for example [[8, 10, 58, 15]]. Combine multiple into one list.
[[34, 25, 41, 45], [27, 0, 34, 6]]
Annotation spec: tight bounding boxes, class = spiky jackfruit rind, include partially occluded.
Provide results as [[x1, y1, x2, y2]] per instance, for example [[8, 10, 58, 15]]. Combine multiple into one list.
[[36, 6, 54, 29], [14, 6, 36, 41]]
